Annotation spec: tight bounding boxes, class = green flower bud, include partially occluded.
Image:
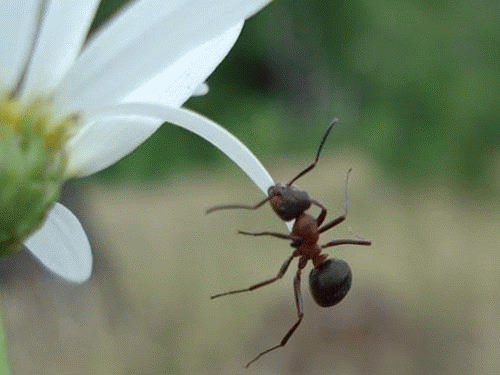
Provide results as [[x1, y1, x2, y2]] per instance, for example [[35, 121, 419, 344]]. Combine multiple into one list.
[[0, 95, 76, 255]]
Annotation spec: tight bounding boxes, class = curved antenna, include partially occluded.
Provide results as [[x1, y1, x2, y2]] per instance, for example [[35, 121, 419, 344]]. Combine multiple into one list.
[[205, 196, 269, 214], [287, 118, 338, 186]]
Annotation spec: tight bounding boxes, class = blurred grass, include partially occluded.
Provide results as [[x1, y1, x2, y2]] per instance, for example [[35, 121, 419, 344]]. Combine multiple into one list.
[[0, 300, 8, 375], [91, 0, 500, 198], [88, 154, 500, 374]]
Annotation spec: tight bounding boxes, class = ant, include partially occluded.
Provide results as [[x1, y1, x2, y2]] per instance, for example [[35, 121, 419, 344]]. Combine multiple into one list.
[[211, 169, 371, 367], [207, 120, 372, 367], [206, 118, 340, 222]]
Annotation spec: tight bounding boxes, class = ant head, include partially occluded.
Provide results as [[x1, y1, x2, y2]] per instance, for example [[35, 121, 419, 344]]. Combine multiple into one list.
[[309, 258, 352, 307], [267, 184, 312, 221]]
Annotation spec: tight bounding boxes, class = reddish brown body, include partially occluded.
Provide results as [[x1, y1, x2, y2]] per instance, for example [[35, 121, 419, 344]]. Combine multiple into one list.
[[291, 213, 326, 268]]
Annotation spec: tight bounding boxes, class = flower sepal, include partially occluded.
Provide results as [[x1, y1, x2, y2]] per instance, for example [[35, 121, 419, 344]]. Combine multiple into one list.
[[0, 96, 70, 255]]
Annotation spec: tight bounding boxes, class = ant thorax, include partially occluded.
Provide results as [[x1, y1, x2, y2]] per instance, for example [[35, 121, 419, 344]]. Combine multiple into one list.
[[268, 184, 312, 221], [292, 213, 319, 244]]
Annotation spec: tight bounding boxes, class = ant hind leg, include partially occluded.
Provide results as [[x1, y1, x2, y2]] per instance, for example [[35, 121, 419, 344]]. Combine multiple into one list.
[[245, 269, 304, 368]]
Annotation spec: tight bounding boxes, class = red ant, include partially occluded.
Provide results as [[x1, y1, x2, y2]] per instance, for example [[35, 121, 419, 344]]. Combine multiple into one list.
[[207, 120, 371, 367]]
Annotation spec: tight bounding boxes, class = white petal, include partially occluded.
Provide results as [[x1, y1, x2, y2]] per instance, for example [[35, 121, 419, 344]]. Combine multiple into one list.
[[68, 103, 274, 196], [22, 0, 100, 96], [54, 0, 272, 114], [192, 82, 209, 97], [24, 203, 92, 283], [122, 22, 242, 107], [65, 113, 162, 177], [0, 0, 41, 90]]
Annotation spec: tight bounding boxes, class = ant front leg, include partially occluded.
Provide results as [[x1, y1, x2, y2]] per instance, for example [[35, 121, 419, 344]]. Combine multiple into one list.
[[318, 214, 346, 234], [311, 199, 327, 227], [245, 268, 304, 368], [322, 239, 372, 249], [318, 168, 352, 234], [211, 254, 295, 299]]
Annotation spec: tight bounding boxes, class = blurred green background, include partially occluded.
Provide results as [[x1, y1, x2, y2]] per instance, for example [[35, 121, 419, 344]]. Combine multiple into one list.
[[3, 0, 500, 374], [94, 0, 500, 196]]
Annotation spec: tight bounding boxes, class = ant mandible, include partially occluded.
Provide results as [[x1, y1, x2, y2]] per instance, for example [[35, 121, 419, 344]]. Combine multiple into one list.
[[206, 118, 340, 222], [207, 120, 372, 367]]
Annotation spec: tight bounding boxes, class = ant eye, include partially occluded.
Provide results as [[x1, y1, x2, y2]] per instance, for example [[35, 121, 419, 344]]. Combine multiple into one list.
[[309, 258, 352, 307]]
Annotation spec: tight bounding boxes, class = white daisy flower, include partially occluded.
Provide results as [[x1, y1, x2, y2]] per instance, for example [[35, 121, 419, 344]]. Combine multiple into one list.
[[0, 0, 275, 283]]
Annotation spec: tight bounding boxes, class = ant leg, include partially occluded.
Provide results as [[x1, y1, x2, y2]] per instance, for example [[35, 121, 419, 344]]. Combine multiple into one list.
[[211, 254, 295, 299], [205, 197, 269, 214], [322, 239, 372, 248], [311, 199, 327, 227], [318, 168, 352, 234], [287, 118, 338, 186], [245, 269, 304, 368], [318, 215, 346, 234], [238, 230, 301, 242]]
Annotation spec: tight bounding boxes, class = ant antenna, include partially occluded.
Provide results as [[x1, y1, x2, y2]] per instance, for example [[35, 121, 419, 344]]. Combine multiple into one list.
[[205, 196, 269, 214], [286, 118, 338, 186]]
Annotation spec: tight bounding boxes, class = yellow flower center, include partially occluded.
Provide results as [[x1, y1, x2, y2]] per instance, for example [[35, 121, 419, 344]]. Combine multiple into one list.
[[0, 94, 76, 152]]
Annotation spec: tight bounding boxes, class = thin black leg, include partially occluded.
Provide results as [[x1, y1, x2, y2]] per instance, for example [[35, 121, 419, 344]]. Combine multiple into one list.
[[210, 254, 295, 299], [318, 214, 346, 234], [322, 239, 372, 248], [311, 199, 327, 227], [245, 269, 304, 368]]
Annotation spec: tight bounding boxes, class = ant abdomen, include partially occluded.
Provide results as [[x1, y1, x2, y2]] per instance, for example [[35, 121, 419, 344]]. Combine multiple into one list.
[[309, 258, 352, 307]]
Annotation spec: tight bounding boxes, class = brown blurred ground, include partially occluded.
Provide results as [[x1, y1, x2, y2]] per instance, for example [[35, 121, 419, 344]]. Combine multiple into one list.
[[1, 151, 500, 374]]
